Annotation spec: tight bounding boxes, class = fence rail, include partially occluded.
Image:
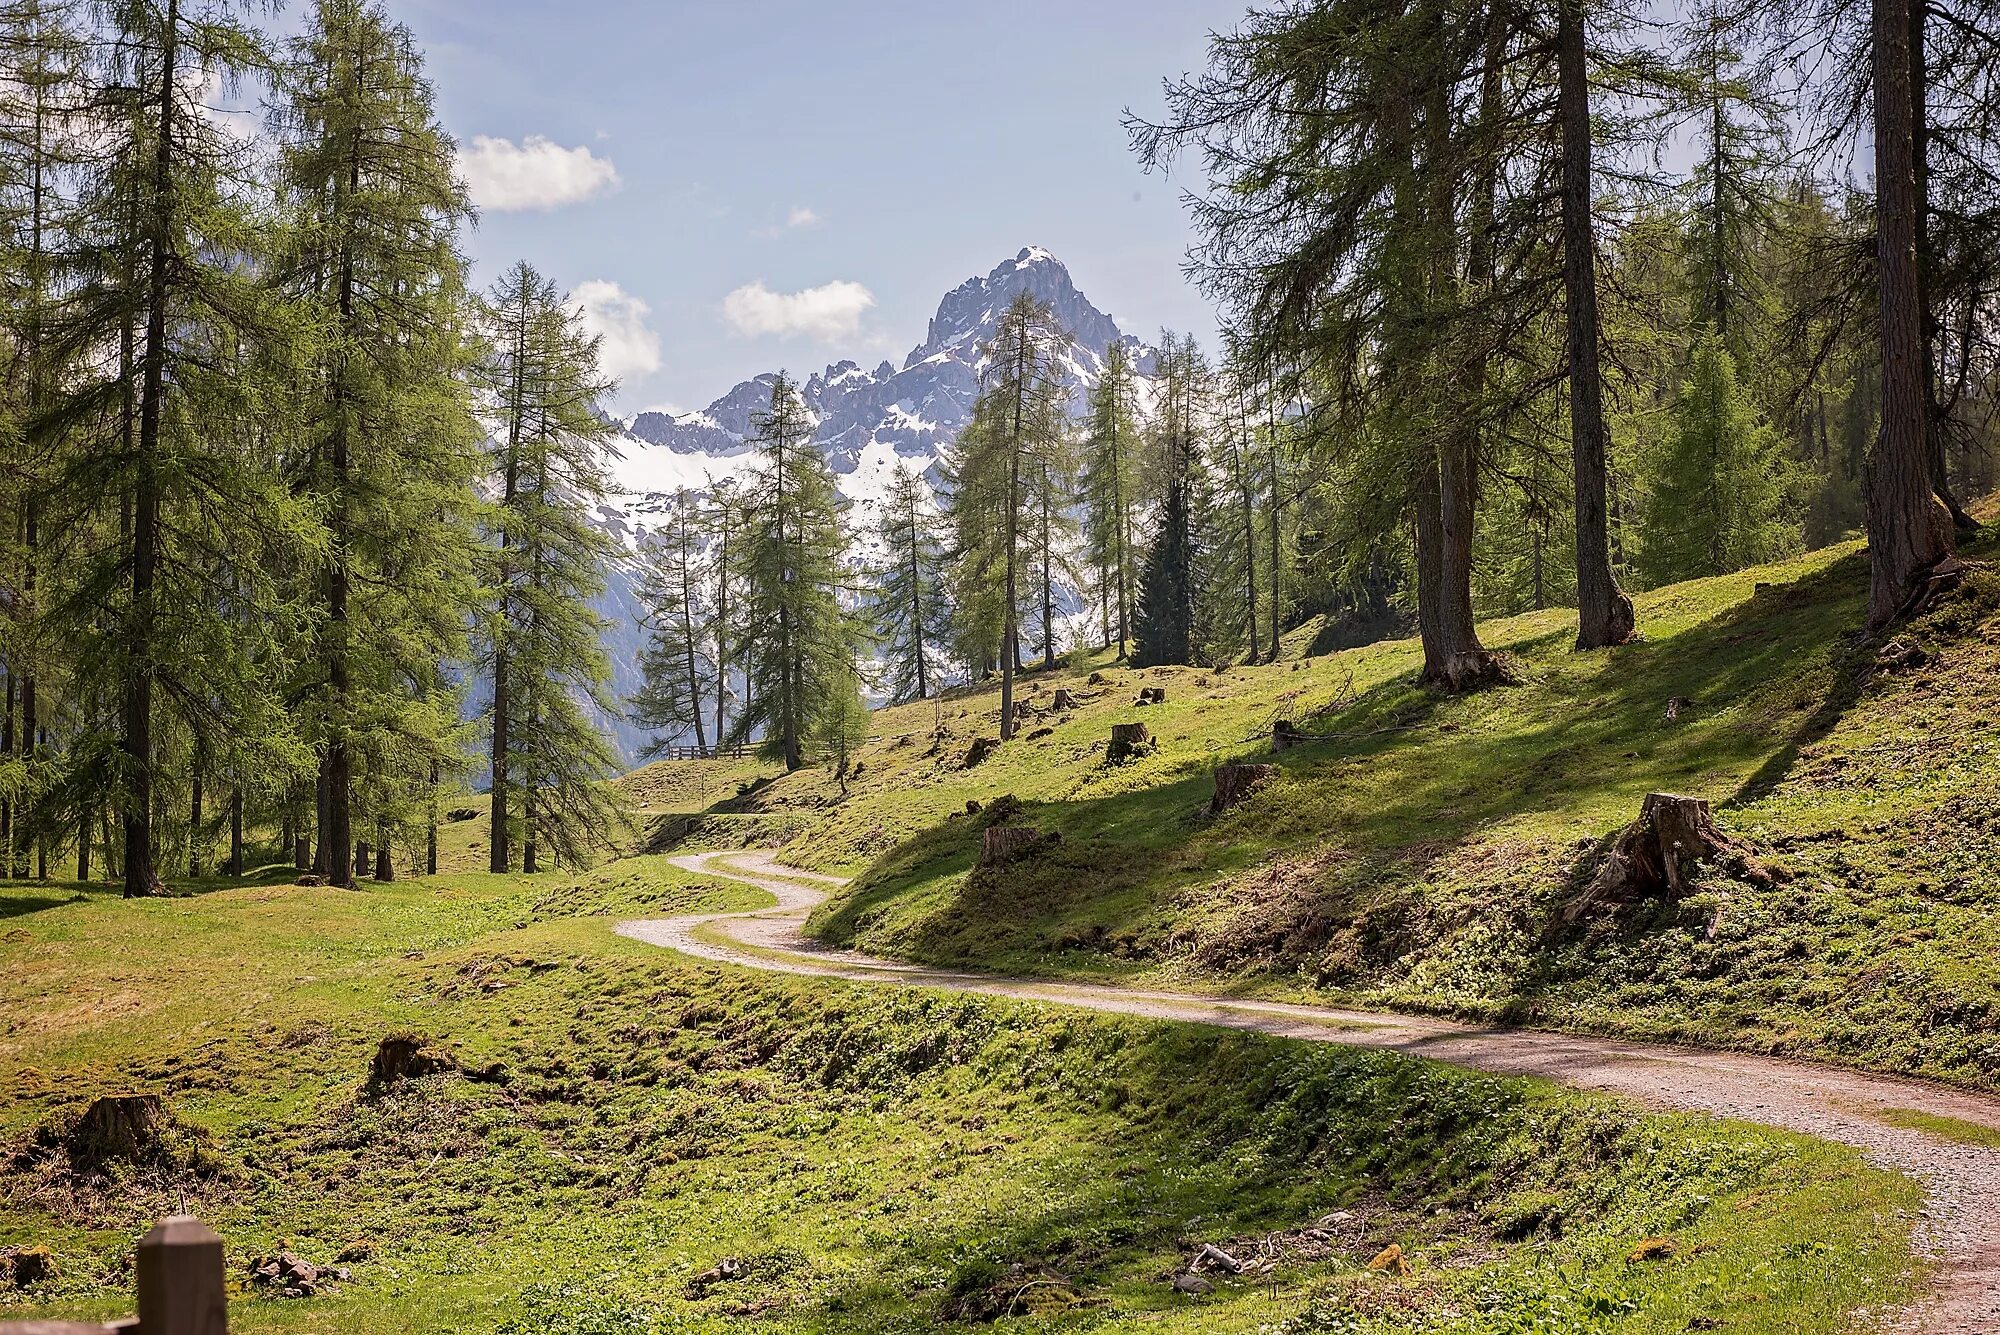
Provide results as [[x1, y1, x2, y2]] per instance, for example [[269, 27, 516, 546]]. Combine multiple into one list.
[[654, 742, 751, 762], [1, 1216, 223, 1335]]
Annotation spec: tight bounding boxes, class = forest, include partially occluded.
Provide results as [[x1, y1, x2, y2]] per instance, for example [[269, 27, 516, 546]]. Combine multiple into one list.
[[5, 0, 2000, 1332], [0, 0, 1992, 903]]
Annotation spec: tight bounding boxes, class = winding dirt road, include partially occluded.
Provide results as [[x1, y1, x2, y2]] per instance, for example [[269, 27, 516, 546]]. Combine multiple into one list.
[[618, 850, 2000, 1332]]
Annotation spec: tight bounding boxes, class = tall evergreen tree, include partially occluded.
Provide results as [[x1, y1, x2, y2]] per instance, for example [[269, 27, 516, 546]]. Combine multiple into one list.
[[42, 0, 301, 897], [1133, 332, 1208, 667], [1080, 340, 1141, 657], [1640, 330, 1799, 582], [0, 0, 88, 880], [273, 0, 480, 887], [730, 372, 861, 771], [631, 490, 713, 757], [871, 462, 950, 703], [479, 262, 626, 872], [956, 292, 1072, 738]]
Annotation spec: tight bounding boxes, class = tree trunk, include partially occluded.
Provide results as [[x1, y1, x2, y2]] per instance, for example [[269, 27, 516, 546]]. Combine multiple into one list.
[[1868, 0, 1956, 626], [426, 760, 440, 876], [122, 0, 178, 900], [227, 787, 243, 877], [77, 805, 93, 882], [188, 765, 202, 878], [1558, 0, 1636, 651], [375, 824, 392, 882]]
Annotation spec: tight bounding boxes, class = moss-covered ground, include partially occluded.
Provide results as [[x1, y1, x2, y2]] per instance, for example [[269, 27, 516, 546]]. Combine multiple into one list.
[[1, 853, 1917, 1332], [628, 528, 2000, 1091]]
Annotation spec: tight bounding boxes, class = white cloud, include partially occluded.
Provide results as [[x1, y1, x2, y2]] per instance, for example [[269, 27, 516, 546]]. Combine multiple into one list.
[[786, 205, 820, 229], [721, 279, 875, 341], [459, 135, 619, 212], [571, 280, 662, 383]]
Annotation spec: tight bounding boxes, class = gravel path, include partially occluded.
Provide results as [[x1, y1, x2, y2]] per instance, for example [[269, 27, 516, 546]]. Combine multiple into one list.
[[618, 849, 2000, 1333]]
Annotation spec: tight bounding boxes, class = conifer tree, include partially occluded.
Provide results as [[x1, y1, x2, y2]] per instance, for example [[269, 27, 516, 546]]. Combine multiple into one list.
[[812, 658, 871, 794], [1080, 341, 1141, 657], [706, 477, 746, 747], [939, 394, 1011, 679], [479, 262, 626, 871], [1640, 331, 1799, 582], [871, 462, 950, 703], [953, 292, 1072, 737], [273, 0, 480, 887], [42, 0, 301, 897], [731, 372, 861, 771], [1133, 332, 1208, 667], [632, 491, 713, 756], [0, 0, 88, 880]]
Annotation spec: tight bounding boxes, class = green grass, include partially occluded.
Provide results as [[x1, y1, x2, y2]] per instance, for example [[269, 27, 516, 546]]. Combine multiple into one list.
[[623, 529, 2000, 1090], [0, 856, 1918, 1333], [1872, 1108, 2000, 1149]]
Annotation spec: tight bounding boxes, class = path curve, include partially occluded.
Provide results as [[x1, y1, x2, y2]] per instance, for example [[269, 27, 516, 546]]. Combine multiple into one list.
[[620, 850, 2000, 1332]]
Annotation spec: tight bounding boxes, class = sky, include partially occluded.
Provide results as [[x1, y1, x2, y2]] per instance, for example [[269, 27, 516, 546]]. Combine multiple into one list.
[[384, 0, 1250, 416]]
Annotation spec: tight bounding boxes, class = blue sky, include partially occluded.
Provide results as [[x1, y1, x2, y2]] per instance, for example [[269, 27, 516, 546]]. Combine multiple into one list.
[[388, 0, 1248, 414]]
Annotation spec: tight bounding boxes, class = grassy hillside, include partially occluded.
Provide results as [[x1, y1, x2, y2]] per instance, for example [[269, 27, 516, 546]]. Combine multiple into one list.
[[0, 861, 1915, 1333], [631, 525, 2000, 1090]]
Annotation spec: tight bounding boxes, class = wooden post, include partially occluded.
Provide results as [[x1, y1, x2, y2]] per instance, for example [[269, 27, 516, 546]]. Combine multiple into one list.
[[136, 1216, 227, 1335]]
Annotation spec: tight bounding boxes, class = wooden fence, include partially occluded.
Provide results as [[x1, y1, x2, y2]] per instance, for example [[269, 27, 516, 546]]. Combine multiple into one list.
[[1, 1216, 224, 1335], [654, 742, 751, 762]]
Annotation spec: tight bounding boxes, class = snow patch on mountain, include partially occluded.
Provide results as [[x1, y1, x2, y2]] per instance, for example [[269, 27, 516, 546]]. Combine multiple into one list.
[[587, 247, 1157, 760]]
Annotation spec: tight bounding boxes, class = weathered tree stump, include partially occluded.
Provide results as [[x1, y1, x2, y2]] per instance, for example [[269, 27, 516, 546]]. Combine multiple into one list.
[[980, 825, 1056, 867], [963, 737, 1002, 768], [1087, 671, 1111, 686], [68, 1095, 171, 1165], [1578, 793, 1781, 913], [1107, 723, 1152, 763], [0, 1245, 57, 1289], [1052, 688, 1078, 710], [1209, 764, 1278, 814], [367, 1035, 455, 1088], [1272, 720, 1304, 751], [1135, 686, 1167, 706]]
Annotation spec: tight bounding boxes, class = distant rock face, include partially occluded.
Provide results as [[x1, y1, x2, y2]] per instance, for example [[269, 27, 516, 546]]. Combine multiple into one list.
[[607, 247, 1152, 489], [578, 248, 1157, 763]]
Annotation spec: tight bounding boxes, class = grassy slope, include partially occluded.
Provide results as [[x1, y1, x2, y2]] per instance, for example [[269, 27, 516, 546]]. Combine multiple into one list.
[[635, 528, 2000, 1089], [0, 860, 1917, 1333]]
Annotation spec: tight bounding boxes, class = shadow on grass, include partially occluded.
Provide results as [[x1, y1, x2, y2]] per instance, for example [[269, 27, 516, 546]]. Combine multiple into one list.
[[817, 551, 1876, 968]]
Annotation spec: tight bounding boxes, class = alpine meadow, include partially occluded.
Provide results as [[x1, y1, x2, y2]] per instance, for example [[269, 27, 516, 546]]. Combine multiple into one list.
[[7, 2, 2000, 1333]]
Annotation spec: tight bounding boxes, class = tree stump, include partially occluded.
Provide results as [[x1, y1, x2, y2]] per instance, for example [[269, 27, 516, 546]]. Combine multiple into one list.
[[0, 1245, 58, 1288], [68, 1095, 171, 1165], [963, 737, 1002, 768], [367, 1035, 455, 1088], [1209, 764, 1278, 814], [1272, 720, 1304, 752], [1107, 723, 1152, 763], [1135, 686, 1167, 706], [1052, 689, 1078, 710], [1087, 671, 1111, 686], [1578, 793, 1780, 913], [980, 826, 1055, 867]]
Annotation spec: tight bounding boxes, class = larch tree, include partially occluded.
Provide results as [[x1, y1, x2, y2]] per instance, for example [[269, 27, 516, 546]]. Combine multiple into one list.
[[731, 372, 862, 771], [273, 0, 481, 886], [479, 262, 627, 872], [962, 291, 1072, 737], [1080, 339, 1141, 657], [871, 461, 950, 703], [0, 0, 88, 880], [42, 0, 302, 898], [1864, 0, 1957, 624], [632, 490, 714, 757]]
